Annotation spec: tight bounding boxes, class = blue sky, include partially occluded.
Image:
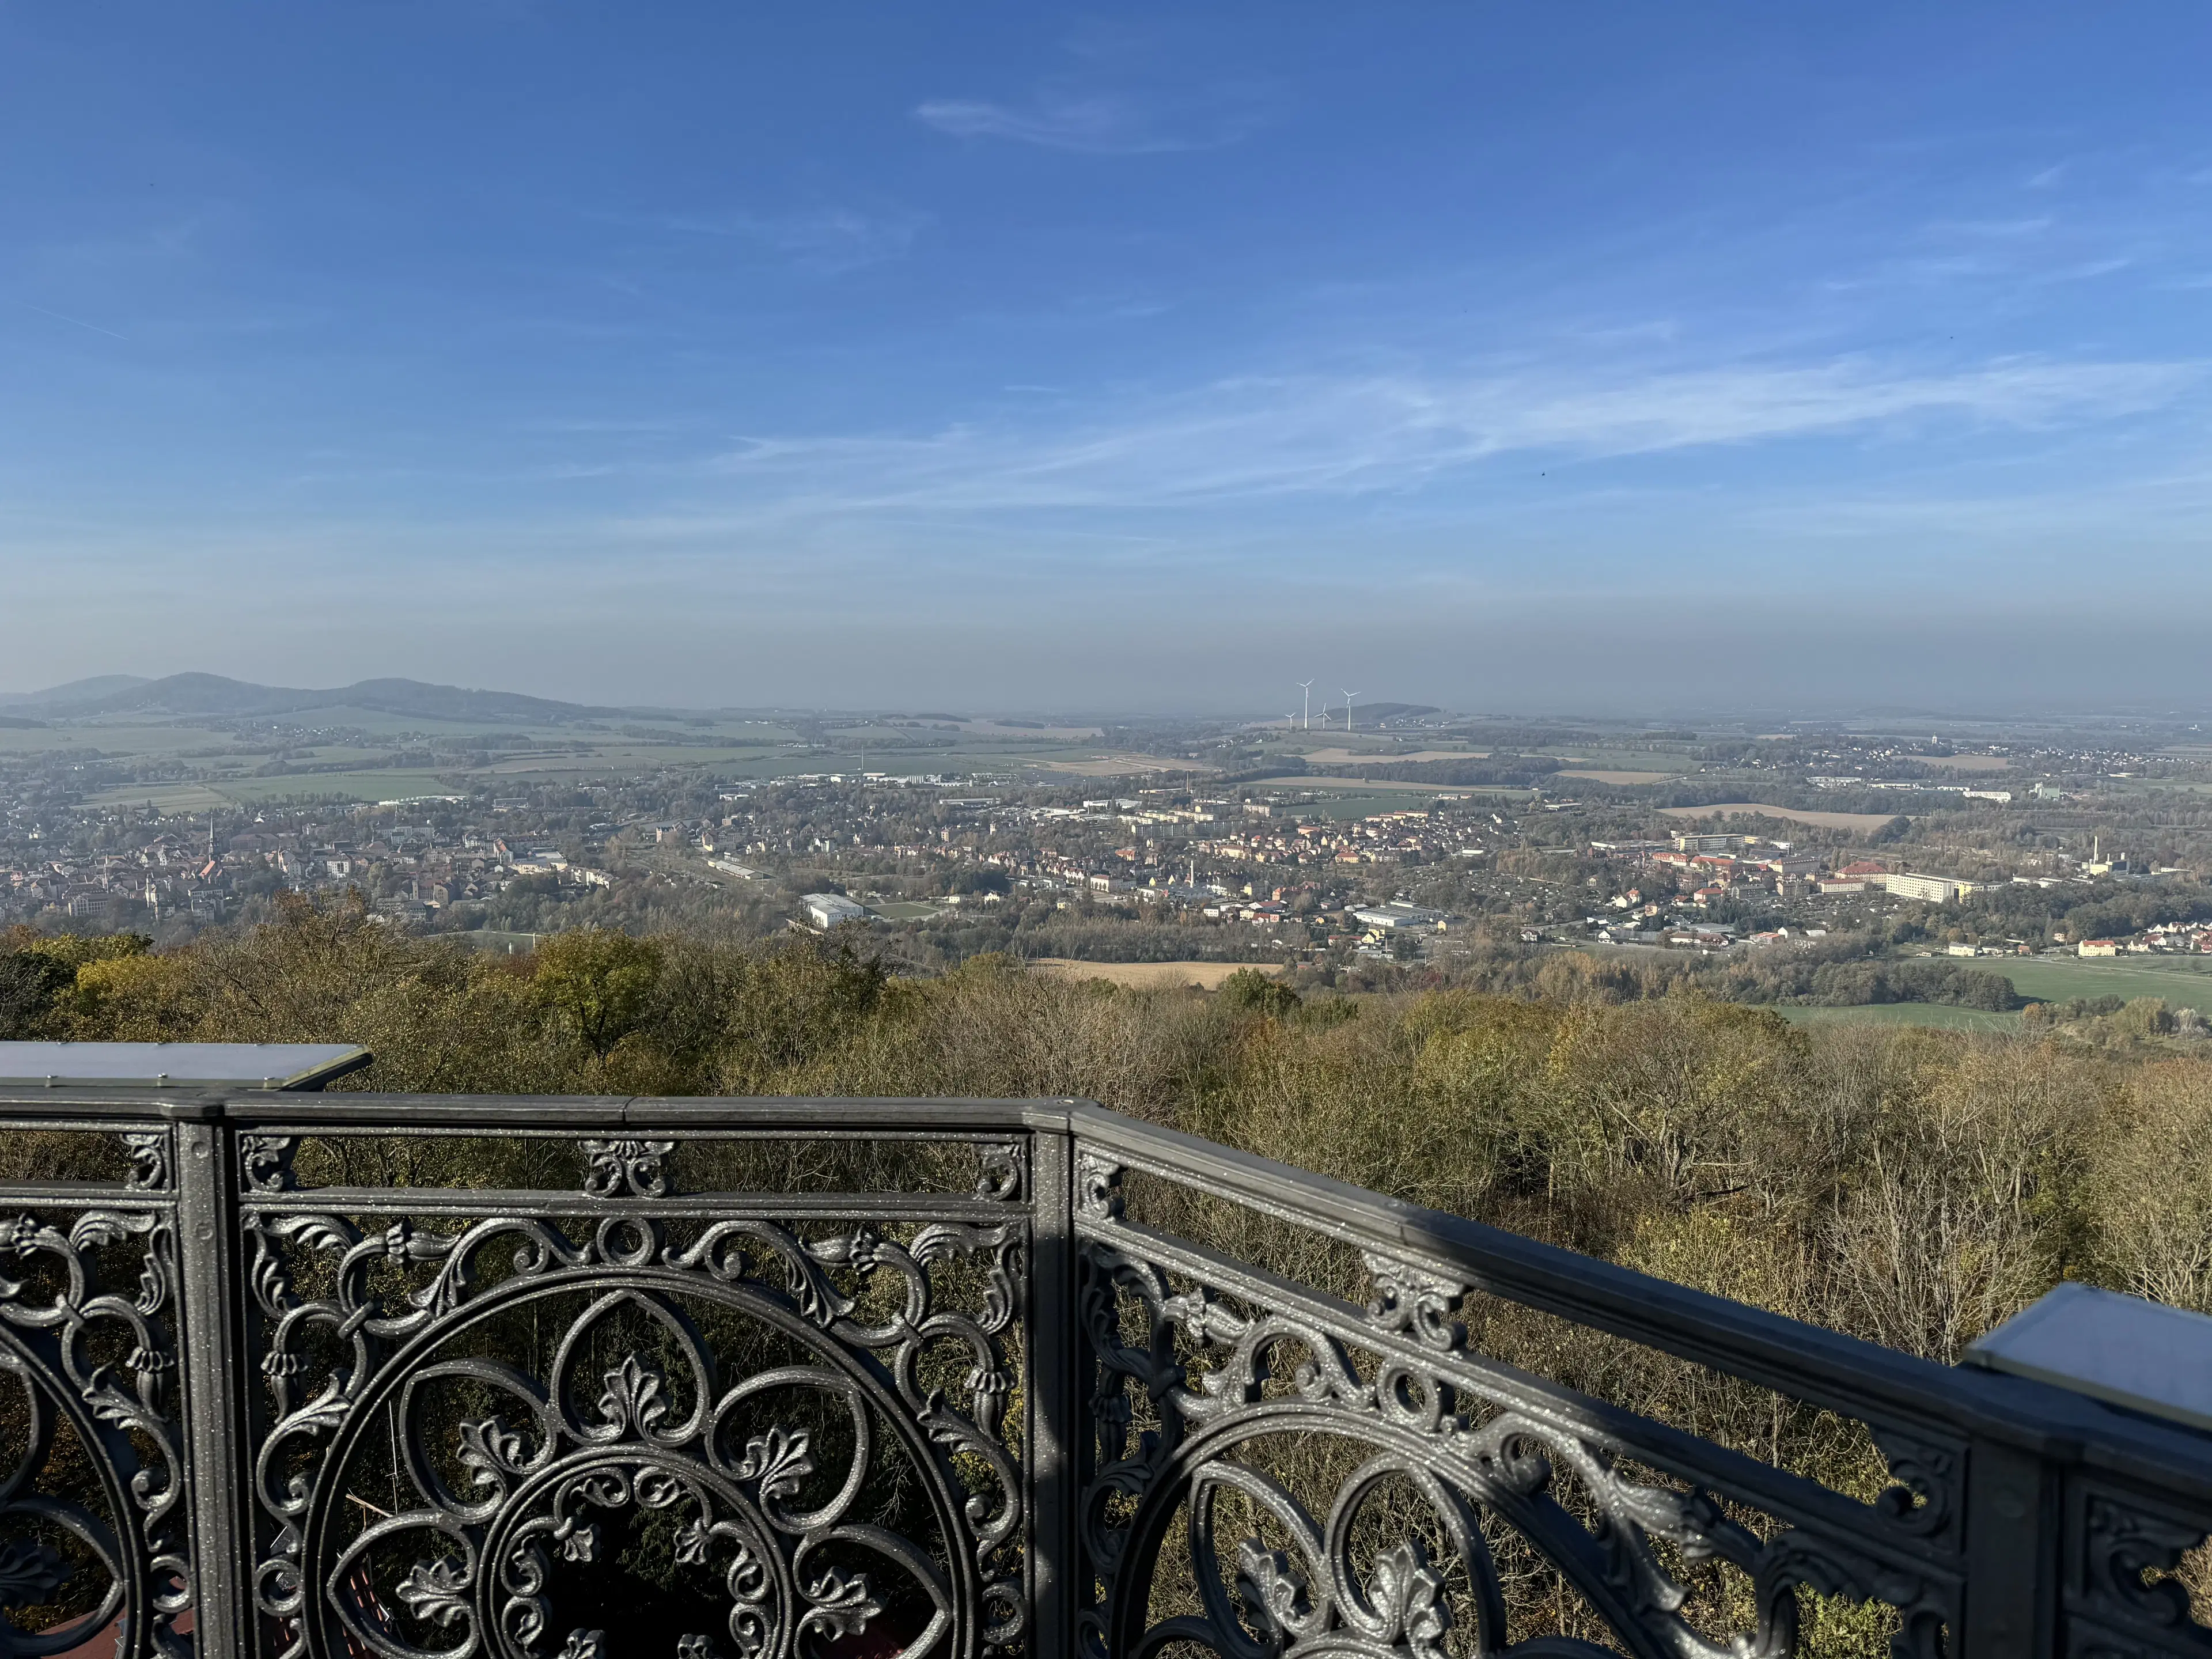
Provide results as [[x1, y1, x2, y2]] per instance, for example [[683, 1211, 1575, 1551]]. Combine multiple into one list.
[[3, 3, 2210, 712]]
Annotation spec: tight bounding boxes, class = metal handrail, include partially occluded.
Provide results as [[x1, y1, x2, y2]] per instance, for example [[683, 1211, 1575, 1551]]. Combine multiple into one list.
[[1066, 1103, 2212, 1484]]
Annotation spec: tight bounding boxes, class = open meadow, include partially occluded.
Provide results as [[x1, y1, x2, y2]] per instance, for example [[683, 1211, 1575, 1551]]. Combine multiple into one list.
[[86, 769, 465, 808], [0, 721, 232, 755], [79, 781, 237, 813], [1550, 749, 1698, 771], [2002, 955, 2212, 1006], [14, 704, 1215, 809]]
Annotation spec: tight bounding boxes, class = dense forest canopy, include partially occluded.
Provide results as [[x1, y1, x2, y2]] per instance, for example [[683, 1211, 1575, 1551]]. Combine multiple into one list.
[[8, 899, 2207, 1341]]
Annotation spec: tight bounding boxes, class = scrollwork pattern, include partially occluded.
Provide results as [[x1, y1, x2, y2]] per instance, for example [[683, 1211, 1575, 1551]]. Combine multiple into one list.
[[319, 1289, 948, 1659], [2079, 1489, 2212, 1641], [245, 1199, 1028, 1659], [1866, 1425, 1956, 1543], [1360, 1252, 1468, 1354], [0, 1206, 190, 1657], [1077, 1153, 1123, 1222], [1080, 1228, 1957, 1659], [119, 1132, 169, 1194], [241, 1133, 300, 1195], [974, 1145, 1024, 1205], [581, 1139, 676, 1200]]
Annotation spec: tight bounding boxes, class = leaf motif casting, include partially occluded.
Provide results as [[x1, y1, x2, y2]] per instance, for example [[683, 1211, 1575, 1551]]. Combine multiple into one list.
[[1365, 1541, 1450, 1656], [799, 1565, 884, 1642], [596, 1354, 669, 1439], [1077, 1149, 1125, 1220], [581, 1138, 676, 1198], [975, 1142, 1024, 1201], [394, 1555, 471, 1628], [240, 1132, 298, 1194], [457, 1415, 530, 1497], [0, 1538, 69, 1607], [119, 1130, 169, 1192], [733, 1425, 813, 1504], [1236, 1539, 1311, 1641]]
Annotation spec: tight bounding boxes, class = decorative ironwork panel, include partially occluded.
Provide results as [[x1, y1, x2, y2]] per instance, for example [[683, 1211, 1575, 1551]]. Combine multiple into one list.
[[238, 1135, 1033, 1659], [1074, 1154, 1966, 1659], [0, 1192, 190, 1656], [2063, 1478, 2212, 1658], [9, 1089, 2212, 1657]]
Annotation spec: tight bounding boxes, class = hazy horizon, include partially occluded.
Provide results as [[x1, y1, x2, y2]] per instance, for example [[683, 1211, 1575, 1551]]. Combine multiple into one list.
[[5, 4, 2210, 709], [6, 658, 2211, 727]]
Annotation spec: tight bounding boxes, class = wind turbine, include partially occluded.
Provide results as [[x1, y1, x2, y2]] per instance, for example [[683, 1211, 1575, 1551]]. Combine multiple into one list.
[[1342, 690, 1359, 733], [1297, 680, 1314, 731]]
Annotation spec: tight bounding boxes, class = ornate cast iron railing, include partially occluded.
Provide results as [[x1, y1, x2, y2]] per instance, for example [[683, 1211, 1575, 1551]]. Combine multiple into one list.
[[0, 1086, 2210, 1657]]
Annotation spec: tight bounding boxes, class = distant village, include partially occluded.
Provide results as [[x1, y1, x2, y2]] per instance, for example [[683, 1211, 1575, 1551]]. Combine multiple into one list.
[[1585, 836, 2210, 957], [5, 710, 2209, 977]]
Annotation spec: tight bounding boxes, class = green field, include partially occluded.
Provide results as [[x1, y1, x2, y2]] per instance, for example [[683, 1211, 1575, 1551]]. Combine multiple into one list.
[[82, 782, 238, 813], [200, 705, 558, 738], [0, 722, 236, 756], [1776, 1002, 2023, 1032], [1768, 957, 2212, 1024], [1995, 955, 2212, 1006], [3, 707, 1194, 797], [1546, 749, 1697, 772], [265, 744, 412, 767], [483, 745, 792, 777]]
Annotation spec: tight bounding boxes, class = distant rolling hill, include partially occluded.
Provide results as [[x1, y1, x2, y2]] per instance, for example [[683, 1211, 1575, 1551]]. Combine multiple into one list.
[[0, 674, 150, 708], [9, 673, 622, 724]]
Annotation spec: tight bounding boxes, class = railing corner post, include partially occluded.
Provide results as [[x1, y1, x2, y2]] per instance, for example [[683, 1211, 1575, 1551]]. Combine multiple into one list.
[[168, 1104, 256, 1654], [1956, 1434, 2062, 1658], [1028, 1122, 1082, 1659]]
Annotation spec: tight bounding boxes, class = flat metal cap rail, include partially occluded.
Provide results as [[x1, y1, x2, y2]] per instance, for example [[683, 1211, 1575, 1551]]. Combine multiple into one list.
[[0, 1040, 370, 1090]]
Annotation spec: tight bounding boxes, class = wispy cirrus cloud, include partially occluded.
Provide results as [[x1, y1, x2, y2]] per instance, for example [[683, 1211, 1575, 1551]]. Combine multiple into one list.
[[914, 84, 1271, 154], [678, 353, 2197, 520]]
